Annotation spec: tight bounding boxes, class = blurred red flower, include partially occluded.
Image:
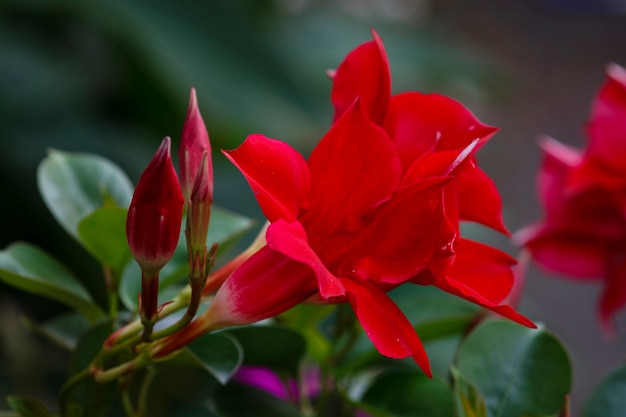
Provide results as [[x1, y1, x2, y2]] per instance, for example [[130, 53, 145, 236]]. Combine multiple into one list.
[[515, 64, 626, 334]]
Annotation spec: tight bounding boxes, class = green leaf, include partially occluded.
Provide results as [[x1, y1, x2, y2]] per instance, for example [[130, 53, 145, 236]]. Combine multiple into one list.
[[211, 382, 302, 417], [456, 320, 571, 417], [414, 315, 475, 343], [37, 150, 134, 239], [207, 207, 255, 254], [226, 325, 306, 376], [279, 304, 335, 361], [451, 366, 488, 417], [6, 396, 53, 417], [361, 370, 454, 417], [0, 243, 105, 322], [69, 320, 113, 375], [141, 364, 221, 417], [66, 320, 118, 417], [22, 311, 90, 351], [583, 365, 626, 417], [389, 284, 479, 325], [78, 207, 131, 273], [182, 333, 243, 384]]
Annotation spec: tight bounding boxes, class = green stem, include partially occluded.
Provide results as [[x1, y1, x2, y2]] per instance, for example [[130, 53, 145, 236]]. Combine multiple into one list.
[[120, 374, 139, 417], [94, 352, 152, 383], [103, 266, 119, 323], [58, 367, 91, 417], [149, 279, 203, 340], [106, 286, 192, 351], [330, 304, 358, 365], [137, 367, 158, 416]]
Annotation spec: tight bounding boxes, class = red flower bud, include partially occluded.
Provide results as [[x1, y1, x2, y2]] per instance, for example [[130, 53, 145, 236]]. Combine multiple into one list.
[[187, 153, 213, 256], [179, 88, 213, 202], [126, 137, 184, 275]]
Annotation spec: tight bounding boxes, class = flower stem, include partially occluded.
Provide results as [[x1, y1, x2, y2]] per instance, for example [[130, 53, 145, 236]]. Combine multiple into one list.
[[58, 367, 91, 417], [93, 352, 152, 383], [120, 374, 139, 417]]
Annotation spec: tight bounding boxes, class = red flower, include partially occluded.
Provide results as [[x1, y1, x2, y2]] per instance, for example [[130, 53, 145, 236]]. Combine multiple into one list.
[[515, 64, 626, 334], [329, 30, 529, 323], [212, 102, 450, 376], [127, 137, 184, 324], [158, 31, 531, 373]]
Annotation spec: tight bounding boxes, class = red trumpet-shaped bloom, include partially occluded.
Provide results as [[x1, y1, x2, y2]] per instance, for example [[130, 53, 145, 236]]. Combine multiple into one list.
[[166, 31, 532, 375], [212, 103, 450, 376], [515, 64, 626, 334]]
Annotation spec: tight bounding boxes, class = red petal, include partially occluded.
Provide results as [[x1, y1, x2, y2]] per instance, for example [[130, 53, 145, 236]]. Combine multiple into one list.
[[401, 146, 476, 185], [305, 101, 401, 235], [266, 220, 344, 299], [514, 223, 611, 279], [447, 238, 516, 305], [331, 30, 390, 125], [434, 275, 535, 328], [223, 134, 310, 223], [341, 178, 453, 284], [343, 277, 432, 376], [537, 136, 581, 215], [584, 64, 626, 174], [456, 167, 509, 235], [384, 92, 497, 173], [599, 257, 626, 336], [208, 246, 318, 327]]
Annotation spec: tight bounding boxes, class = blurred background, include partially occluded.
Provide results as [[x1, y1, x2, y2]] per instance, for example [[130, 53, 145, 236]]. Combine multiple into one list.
[[1, 0, 626, 413]]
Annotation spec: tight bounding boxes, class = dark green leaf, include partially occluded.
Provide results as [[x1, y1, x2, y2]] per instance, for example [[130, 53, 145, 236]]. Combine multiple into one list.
[[66, 320, 118, 417], [207, 207, 255, 254], [141, 364, 221, 417], [69, 320, 113, 375], [451, 366, 488, 417], [37, 150, 133, 239], [77, 207, 131, 273], [414, 315, 474, 342], [0, 243, 104, 322], [182, 333, 243, 384], [361, 370, 454, 417], [279, 304, 335, 361], [211, 382, 302, 417], [22, 312, 90, 351], [456, 320, 571, 417], [226, 326, 306, 376], [389, 284, 479, 325], [6, 396, 53, 417], [583, 365, 626, 417]]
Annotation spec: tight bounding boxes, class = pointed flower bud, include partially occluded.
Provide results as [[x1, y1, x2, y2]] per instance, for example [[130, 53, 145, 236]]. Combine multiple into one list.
[[126, 137, 184, 275], [188, 153, 213, 256], [179, 88, 213, 202]]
